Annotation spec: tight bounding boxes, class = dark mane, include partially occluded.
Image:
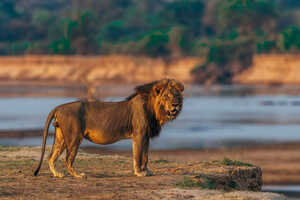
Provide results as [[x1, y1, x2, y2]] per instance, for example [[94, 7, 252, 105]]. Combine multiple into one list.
[[125, 80, 163, 138], [126, 80, 159, 101]]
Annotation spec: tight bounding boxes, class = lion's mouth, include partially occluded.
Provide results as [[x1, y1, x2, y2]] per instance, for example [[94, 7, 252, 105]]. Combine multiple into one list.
[[167, 108, 180, 119]]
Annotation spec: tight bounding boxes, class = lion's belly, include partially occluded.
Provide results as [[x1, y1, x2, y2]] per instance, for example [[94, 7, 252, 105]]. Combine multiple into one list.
[[83, 130, 130, 145]]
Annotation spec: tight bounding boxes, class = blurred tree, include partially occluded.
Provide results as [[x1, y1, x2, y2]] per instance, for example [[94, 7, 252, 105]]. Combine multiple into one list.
[[1, 0, 300, 56], [256, 40, 276, 53], [217, 0, 278, 36], [48, 11, 99, 54], [277, 26, 300, 52], [49, 38, 73, 54], [159, 0, 205, 56], [69, 11, 99, 54], [0, 0, 19, 41], [159, 0, 204, 36], [101, 20, 129, 42], [140, 30, 170, 57], [193, 39, 254, 84]]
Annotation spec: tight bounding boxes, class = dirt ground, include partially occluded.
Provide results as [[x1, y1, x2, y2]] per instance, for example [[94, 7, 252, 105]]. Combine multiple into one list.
[[82, 142, 300, 185], [0, 146, 285, 200]]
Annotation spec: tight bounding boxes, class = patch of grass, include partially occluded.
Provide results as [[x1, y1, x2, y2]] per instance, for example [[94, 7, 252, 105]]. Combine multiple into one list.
[[222, 157, 253, 167], [214, 157, 253, 167], [176, 176, 216, 189], [21, 159, 36, 166], [152, 159, 169, 164], [0, 145, 20, 152], [198, 177, 216, 190], [0, 160, 20, 167], [229, 180, 237, 189], [175, 176, 196, 188], [1, 177, 17, 183], [114, 160, 127, 165]]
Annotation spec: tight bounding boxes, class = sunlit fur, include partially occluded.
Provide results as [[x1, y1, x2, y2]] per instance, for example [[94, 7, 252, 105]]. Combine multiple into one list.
[[34, 79, 184, 178]]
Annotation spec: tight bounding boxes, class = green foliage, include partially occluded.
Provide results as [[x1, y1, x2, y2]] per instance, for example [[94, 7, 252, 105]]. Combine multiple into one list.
[[0, 0, 19, 19], [0, 0, 300, 56], [10, 42, 30, 54], [192, 39, 254, 84], [32, 10, 53, 26], [198, 177, 216, 189], [277, 27, 300, 52], [220, 157, 254, 167], [141, 31, 170, 57], [101, 20, 128, 42], [217, 0, 277, 35], [49, 38, 74, 54], [175, 176, 197, 188], [206, 39, 253, 66], [160, 1, 204, 35], [256, 40, 276, 53], [175, 176, 216, 189]]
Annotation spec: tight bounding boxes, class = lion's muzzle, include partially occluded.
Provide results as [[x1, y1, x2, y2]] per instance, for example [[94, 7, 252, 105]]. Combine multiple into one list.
[[167, 103, 182, 120]]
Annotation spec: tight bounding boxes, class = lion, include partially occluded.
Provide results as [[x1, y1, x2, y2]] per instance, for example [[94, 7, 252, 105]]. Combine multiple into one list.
[[33, 79, 184, 178]]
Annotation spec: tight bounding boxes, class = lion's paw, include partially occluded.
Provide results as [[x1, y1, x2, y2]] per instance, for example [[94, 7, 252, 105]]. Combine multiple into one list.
[[54, 172, 64, 178], [73, 172, 86, 179], [146, 170, 153, 176], [135, 170, 153, 177]]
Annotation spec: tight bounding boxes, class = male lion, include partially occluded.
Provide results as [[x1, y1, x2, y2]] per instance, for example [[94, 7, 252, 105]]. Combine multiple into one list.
[[34, 79, 184, 178]]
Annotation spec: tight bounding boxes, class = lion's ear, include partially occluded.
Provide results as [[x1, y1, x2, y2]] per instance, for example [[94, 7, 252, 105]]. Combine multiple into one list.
[[170, 80, 184, 92], [153, 80, 168, 95], [176, 81, 184, 92], [153, 84, 163, 95]]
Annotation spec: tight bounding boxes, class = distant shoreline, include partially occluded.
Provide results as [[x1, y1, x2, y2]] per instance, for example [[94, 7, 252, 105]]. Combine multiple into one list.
[[1, 55, 300, 86]]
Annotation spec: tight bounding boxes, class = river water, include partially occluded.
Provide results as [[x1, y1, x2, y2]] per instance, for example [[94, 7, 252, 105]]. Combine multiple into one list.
[[1, 85, 300, 149]]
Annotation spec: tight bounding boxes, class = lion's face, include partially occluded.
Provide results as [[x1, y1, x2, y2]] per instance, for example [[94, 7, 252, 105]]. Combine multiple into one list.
[[152, 79, 184, 123]]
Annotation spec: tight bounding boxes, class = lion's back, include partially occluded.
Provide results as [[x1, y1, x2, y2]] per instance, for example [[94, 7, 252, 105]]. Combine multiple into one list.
[[54, 101, 83, 121]]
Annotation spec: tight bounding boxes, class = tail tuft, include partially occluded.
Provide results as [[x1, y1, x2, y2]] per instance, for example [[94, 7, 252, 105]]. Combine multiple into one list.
[[34, 169, 39, 176]]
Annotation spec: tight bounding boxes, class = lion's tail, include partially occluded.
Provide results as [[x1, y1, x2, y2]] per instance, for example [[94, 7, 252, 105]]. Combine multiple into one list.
[[34, 109, 56, 176]]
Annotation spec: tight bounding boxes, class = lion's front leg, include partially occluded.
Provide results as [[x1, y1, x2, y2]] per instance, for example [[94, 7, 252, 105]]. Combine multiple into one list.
[[132, 136, 152, 177], [141, 138, 153, 176]]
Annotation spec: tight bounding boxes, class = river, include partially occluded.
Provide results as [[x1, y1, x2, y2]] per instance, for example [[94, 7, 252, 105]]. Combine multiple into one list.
[[1, 86, 300, 149]]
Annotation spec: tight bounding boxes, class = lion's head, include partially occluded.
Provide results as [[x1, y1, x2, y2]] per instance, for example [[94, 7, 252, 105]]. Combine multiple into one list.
[[130, 79, 184, 125], [131, 79, 184, 125], [151, 79, 184, 123]]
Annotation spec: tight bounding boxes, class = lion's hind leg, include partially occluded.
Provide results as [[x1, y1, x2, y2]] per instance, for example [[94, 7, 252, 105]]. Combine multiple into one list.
[[64, 135, 85, 178], [48, 127, 65, 178]]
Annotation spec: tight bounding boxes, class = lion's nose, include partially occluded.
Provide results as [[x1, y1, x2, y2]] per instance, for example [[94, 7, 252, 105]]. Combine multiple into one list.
[[172, 103, 179, 107]]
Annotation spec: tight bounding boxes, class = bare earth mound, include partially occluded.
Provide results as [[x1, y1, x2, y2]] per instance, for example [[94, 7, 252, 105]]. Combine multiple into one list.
[[0, 146, 285, 200]]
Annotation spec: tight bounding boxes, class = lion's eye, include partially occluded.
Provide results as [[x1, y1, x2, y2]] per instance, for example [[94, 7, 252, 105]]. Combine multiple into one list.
[[155, 88, 161, 95]]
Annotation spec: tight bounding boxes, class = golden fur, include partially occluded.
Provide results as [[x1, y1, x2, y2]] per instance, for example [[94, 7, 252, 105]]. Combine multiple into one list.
[[34, 79, 184, 178]]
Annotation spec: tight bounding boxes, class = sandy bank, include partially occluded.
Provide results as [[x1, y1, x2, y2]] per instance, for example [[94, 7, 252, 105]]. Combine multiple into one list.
[[0, 146, 284, 200], [234, 54, 300, 85], [1, 54, 300, 85], [0, 55, 201, 85]]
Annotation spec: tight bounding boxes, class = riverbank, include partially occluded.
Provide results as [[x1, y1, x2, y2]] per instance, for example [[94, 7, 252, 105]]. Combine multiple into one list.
[[82, 141, 300, 186], [0, 146, 285, 200], [1, 54, 300, 86], [0, 55, 201, 85], [1, 129, 300, 185]]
